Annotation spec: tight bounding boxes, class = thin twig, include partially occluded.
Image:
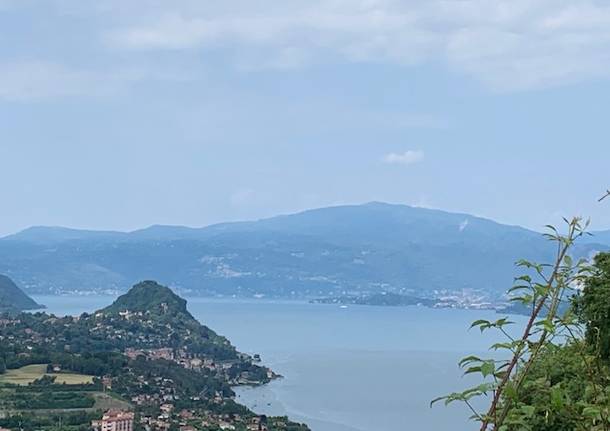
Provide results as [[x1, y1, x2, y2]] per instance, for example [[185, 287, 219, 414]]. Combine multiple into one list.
[[464, 400, 484, 422]]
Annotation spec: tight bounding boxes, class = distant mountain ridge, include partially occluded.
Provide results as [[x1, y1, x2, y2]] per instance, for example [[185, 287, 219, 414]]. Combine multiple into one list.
[[0, 274, 42, 311], [0, 202, 607, 298], [2, 226, 128, 243], [2, 202, 538, 244], [585, 230, 610, 247]]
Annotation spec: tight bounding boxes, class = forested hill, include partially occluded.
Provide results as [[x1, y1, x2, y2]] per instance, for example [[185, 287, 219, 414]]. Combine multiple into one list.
[[1, 202, 607, 298], [0, 281, 260, 379], [101, 280, 231, 352], [104, 280, 190, 316], [0, 274, 42, 312]]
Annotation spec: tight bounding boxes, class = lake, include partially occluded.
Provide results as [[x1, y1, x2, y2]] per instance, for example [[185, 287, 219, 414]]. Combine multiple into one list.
[[33, 295, 524, 431]]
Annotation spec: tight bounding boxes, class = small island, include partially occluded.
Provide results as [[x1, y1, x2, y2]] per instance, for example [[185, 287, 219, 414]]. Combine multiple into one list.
[[0, 281, 309, 431], [311, 292, 435, 307]]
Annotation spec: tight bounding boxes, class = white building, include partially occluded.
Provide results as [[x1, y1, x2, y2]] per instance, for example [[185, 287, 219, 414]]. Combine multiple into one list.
[[92, 409, 135, 431]]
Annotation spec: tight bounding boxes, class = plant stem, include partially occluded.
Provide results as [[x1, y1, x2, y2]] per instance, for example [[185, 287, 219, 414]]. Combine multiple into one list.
[[479, 222, 576, 431]]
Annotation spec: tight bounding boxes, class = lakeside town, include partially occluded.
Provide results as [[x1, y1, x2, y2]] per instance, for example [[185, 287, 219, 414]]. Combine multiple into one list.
[[0, 281, 309, 431]]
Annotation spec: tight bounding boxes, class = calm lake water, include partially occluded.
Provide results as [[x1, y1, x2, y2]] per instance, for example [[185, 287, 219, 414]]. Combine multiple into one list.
[[33, 295, 524, 431]]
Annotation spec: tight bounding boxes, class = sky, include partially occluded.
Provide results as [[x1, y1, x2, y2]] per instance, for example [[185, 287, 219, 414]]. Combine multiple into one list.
[[1, 0, 609, 236]]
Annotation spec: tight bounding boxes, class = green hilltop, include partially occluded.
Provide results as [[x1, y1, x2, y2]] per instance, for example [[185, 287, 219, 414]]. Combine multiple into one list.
[[100, 281, 234, 359], [103, 280, 190, 316]]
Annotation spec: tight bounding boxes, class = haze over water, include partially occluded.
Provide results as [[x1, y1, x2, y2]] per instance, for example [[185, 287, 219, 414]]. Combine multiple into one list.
[[35, 295, 525, 431]]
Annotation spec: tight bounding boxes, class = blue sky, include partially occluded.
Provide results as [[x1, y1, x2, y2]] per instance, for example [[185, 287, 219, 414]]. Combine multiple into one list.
[[1, 0, 609, 236]]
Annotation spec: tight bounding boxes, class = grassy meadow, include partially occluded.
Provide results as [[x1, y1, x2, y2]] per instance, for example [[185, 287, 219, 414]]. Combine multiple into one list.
[[0, 364, 94, 385]]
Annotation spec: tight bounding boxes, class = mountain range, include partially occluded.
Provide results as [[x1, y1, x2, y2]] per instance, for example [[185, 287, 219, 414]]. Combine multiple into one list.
[[0, 202, 608, 299]]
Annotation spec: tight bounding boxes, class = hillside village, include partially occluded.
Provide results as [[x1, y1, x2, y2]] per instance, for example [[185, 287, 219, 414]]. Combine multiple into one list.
[[0, 282, 308, 431]]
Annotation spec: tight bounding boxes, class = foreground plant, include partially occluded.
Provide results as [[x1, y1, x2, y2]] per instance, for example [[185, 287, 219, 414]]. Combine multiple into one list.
[[433, 217, 601, 430]]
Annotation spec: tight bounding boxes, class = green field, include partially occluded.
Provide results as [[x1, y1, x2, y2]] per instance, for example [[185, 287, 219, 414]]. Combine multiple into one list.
[[0, 364, 94, 386], [0, 365, 129, 420], [0, 388, 129, 414], [92, 393, 131, 411]]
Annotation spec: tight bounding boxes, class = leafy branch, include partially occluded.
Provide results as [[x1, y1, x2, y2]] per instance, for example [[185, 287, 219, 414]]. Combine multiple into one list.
[[433, 217, 590, 430]]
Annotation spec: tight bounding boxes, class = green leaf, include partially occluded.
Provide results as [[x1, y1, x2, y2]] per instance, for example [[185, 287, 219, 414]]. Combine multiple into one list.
[[480, 361, 495, 378], [470, 320, 491, 330], [550, 385, 564, 410], [459, 355, 483, 368], [582, 406, 602, 420], [463, 366, 482, 376], [493, 318, 514, 328], [490, 342, 514, 351]]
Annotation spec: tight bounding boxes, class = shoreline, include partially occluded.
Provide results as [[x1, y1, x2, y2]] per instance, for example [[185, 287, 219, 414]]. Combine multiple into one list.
[[235, 384, 366, 431]]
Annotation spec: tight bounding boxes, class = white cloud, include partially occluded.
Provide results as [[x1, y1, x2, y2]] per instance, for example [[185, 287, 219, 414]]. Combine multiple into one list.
[[382, 150, 424, 166], [101, 0, 610, 91]]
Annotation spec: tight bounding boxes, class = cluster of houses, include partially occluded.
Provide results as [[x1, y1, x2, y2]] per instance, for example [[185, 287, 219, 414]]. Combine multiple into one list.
[[123, 346, 272, 385], [86, 396, 272, 431], [0, 318, 37, 346], [91, 409, 135, 431], [124, 347, 175, 361], [101, 366, 275, 430], [0, 318, 19, 327], [138, 405, 270, 431], [124, 346, 229, 373], [129, 374, 178, 403], [91, 405, 271, 431]]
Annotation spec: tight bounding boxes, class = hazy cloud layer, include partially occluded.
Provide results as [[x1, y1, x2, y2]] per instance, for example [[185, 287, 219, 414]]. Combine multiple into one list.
[[102, 0, 610, 91], [0, 1, 609, 96]]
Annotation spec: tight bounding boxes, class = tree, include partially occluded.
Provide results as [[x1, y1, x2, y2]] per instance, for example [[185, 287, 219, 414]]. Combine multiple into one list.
[[574, 252, 610, 360]]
